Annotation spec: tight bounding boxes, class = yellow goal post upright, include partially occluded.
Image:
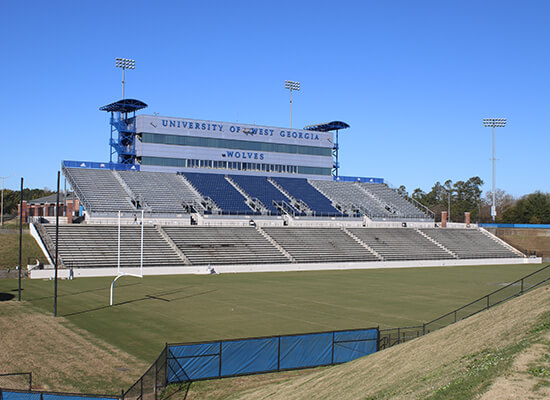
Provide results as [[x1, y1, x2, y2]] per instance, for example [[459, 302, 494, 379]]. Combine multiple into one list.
[[110, 210, 144, 306]]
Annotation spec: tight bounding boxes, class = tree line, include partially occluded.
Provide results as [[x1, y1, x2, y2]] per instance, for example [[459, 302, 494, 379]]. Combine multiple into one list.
[[0, 188, 54, 217], [400, 177, 550, 224]]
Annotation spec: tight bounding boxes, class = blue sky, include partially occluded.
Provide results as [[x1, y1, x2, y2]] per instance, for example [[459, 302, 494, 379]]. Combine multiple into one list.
[[1, 1, 548, 197]]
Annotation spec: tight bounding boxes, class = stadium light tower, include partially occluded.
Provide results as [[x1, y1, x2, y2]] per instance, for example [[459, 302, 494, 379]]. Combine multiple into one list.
[[284, 80, 300, 128], [116, 58, 135, 99], [483, 118, 507, 222]]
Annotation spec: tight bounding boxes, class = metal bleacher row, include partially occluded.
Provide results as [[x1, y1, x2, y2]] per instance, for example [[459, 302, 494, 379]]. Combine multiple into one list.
[[35, 225, 522, 269], [62, 167, 431, 220]]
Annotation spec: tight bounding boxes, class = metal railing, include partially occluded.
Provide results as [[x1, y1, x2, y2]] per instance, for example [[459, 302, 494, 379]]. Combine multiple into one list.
[[379, 264, 550, 349]]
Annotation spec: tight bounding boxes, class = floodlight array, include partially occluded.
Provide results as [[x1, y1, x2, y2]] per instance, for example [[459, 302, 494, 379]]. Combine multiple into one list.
[[284, 80, 300, 91], [116, 57, 135, 69], [483, 118, 507, 128]]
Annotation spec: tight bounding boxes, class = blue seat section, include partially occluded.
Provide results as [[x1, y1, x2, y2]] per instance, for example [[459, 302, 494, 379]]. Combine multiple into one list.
[[271, 177, 341, 216], [183, 172, 256, 215], [230, 175, 289, 215]]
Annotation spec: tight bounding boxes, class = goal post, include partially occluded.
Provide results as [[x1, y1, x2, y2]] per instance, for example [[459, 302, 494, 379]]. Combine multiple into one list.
[[110, 210, 144, 306]]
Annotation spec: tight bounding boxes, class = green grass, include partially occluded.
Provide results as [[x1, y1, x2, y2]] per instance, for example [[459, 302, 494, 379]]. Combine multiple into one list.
[[0, 231, 45, 269], [0, 264, 544, 362]]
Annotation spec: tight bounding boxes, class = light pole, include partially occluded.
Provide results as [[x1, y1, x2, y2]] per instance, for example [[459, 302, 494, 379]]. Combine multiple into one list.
[[483, 118, 507, 222], [284, 80, 300, 128], [115, 58, 135, 99], [0, 175, 14, 228]]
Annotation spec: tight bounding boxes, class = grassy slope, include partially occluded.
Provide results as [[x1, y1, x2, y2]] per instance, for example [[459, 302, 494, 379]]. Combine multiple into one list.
[[496, 230, 550, 257], [0, 301, 148, 394], [0, 264, 543, 362], [0, 230, 45, 269], [222, 285, 550, 400]]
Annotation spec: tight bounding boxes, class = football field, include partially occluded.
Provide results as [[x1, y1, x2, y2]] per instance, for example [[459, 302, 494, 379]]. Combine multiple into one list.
[[0, 263, 544, 362]]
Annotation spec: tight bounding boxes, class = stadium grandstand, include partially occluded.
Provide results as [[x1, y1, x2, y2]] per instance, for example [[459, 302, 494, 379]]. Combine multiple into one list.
[[26, 96, 540, 278]]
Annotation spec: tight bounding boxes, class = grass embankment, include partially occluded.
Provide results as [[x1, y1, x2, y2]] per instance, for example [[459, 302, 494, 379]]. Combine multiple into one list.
[[173, 285, 550, 399], [495, 228, 550, 258], [0, 229, 45, 269], [0, 264, 543, 363], [0, 301, 148, 394]]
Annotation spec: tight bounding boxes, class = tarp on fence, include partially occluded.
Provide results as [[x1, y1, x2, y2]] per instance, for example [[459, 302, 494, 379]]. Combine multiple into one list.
[[167, 327, 378, 383], [0, 391, 118, 400]]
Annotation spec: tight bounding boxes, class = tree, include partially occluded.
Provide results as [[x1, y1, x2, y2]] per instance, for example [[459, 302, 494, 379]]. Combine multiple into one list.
[[481, 189, 516, 222], [412, 177, 484, 222], [397, 185, 408, 197], [501, 191, 550, 224]]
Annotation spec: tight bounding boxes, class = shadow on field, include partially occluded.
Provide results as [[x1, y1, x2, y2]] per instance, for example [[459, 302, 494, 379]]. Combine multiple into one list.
[[62, 288, 218, 317], [26, 282, 141, 301], [163, 382, 192, 400], [0, 293, 15, 301]]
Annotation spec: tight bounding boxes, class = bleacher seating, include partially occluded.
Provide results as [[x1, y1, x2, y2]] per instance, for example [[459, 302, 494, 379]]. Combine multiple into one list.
[[420, 229, 521, 259], [63, 168, 136, 214], [36, 224, 524, 269], [162, 226, 289, 265], [310, 180, 391, 219], [42, 225, 186, 268], [182, 172, 254, 215], [359, 183, 428, 219], [271, 177, 341, 216], [63, 168, 431, 219], [349, 228, 454, 261], [262, 227, 379, 263], [229, 175, 289, 215], [118, 171, 200, 214]]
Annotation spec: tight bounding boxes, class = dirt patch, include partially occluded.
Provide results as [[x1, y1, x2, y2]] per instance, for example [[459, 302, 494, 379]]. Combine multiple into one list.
[[480, 331, 550, 400], [0, 301, 148, 394]]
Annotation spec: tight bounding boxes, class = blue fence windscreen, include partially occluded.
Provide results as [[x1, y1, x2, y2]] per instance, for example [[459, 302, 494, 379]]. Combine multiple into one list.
[[221, 337, 278, 376], [168, 342, 220, 382], [0, 393, 117, 400], [167, 328, 378, 382], [1, 392, 42, 400], [44, 396, 117, 400], [279, 332, 332, 370], [333, 329, 378, 364]]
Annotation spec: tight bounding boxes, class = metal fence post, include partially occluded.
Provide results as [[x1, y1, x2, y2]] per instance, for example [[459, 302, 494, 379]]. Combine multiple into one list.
[[331, 331, 335, 365], [520, 278, 524, 295], [487, 295, 490, 310], [397, 327, 401, 344], [277, 336, 281, 371], [154, 360, 157, 400], [164, 344, 168, 390], [218, 341, 223, 378], [376, 327, 380, 352], [422, 323, 426, 336]]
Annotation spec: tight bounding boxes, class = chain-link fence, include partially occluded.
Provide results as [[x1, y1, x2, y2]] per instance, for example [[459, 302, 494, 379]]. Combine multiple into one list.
[[379, 264, 550, 349]]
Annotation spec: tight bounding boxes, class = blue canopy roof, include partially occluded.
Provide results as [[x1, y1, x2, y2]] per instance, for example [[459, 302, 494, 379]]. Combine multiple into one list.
[[303, 121, 350, 132], [99, 99, 148, 113]]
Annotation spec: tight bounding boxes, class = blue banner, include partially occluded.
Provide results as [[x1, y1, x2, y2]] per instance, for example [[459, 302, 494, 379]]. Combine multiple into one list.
[[1, 393, 117, 400], [221, 338, 278, 376], [62, 160, 140, 171], [279, 333, 333, 370], [167, 328, 378, 382], [167, 342, 220, 382]]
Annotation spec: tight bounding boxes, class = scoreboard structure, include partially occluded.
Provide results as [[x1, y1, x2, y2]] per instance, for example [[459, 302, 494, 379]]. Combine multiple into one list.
[[101, 99, 342, 180]]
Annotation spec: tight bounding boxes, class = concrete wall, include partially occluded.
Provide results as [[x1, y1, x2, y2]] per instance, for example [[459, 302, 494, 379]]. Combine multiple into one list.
[[30, 257, 542, 279]]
